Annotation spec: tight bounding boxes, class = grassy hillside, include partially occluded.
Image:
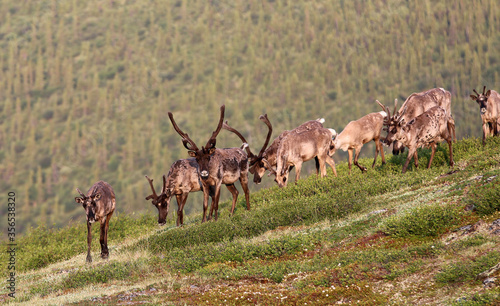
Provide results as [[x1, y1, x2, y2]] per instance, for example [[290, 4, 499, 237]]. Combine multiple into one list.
[[1, 136, 499, 305], [1, 0, 500, 234]]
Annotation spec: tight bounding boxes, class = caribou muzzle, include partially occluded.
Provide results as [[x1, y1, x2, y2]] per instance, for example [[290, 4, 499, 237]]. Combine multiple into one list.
[[200, 170, 209, 179]]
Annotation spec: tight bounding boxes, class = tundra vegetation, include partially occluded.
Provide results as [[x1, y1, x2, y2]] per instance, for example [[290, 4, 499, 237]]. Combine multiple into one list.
[[0, 0, 499, 233], [1, 137, 500, 305]]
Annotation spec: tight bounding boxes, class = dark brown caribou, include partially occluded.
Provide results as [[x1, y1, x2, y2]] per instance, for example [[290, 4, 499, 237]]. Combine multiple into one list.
[[74, 181, 115, 263], [168, 105, 250, 222], [384, 88, 456, 155], [249, 117, 331, 184], [275, 124, 338, 187], [330, 108, 387, 174], [379, 103, 454, 173], [470, 86, 500, 145], [145, 159, 239, 226]]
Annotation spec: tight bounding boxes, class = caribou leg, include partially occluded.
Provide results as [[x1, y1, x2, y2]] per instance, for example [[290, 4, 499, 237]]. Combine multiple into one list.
[[373, 138, 386, 167], [100, 212, 113, 259], [86, 221, 93, 263], [353, 146, 367, 173], [239, 176, 251, 210], [427, 143, 437, 169], [402, 147, 417, 173], [201, 184, 210, 222], [347, 148, 353, 175], [325, 155, 337, 177], [225, 183, 239, 216], [176, 193, 189, 227], [294, 160, 304, 184]]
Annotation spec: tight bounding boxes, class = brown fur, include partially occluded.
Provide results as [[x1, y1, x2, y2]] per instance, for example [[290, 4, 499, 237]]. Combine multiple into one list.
[[332, 111, 386, 174], [384, 106, 454, 173], [275, 126, 337, 187], [386, 88, 456, 154], [168, 105, 250, 222], [252, 119, 326, 184], [145, 158, 239, 226], [74, 181, 115, 263], [470, 87, 500, 145]]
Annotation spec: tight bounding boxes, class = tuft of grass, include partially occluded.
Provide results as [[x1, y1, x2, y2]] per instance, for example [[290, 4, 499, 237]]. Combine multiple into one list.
[[435, 251, 500, 284], [381, 203, 462, 238], [465, 175, 500, 216]]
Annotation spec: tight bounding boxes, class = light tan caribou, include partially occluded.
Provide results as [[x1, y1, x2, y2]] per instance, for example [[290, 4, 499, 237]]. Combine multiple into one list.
[[274, 123, 337, 187], [330, 108, 387, 174]]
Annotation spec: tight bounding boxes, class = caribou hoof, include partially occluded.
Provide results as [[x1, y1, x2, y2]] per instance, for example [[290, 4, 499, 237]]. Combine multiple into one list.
[[101, 253, 109, 260], [86, 255, 92, 263]]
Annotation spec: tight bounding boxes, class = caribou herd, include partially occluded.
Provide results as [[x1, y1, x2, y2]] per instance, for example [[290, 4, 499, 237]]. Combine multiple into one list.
[[73, 86, 500, 262]]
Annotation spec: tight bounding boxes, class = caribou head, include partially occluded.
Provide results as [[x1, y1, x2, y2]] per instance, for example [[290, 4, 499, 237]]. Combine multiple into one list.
[[168, 105, 225, 180], [222, 114, 273, 184], [470, 86, 492, 115], [75, 188, 102, 224], [376, 99, 404, 145], [144, 175, 170, 225]]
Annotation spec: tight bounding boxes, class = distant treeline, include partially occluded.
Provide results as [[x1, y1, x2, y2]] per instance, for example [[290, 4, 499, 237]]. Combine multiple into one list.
[[0, 0, 499, 235]]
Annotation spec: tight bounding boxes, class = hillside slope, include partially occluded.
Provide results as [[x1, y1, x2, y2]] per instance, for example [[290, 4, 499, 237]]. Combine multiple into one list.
[[1, 137, 499, 305], [1, 0, 500, 234]]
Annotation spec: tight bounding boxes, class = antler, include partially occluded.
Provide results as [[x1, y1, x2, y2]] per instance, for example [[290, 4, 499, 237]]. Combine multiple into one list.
[[161, 174, 167, 195], [76, 188, 86, 198], [144, 175, 158, 200], [473, 88, 480, 96], [222, 120, 254, 158], [257, 114, 273, 159], [376, 100, 391, 127], [483, 85, 486, 95], [168, 112, 199, 152], [204, 105, 225, 150]]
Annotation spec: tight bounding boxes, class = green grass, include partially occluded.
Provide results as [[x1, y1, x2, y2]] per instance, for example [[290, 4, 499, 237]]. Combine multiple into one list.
[[2, 137, 500, 305]]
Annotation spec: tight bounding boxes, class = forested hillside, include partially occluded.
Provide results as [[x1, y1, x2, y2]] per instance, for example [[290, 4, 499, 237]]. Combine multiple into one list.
[[1, 0, 499, 234]]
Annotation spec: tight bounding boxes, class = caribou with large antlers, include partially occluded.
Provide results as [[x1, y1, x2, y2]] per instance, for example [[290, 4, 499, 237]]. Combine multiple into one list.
[[470, 86, 500, 145], [144, 159, 240, 226], [378, 102, 454, 173], [74, 181, 115, 263], [168, 105, 250, 222], [383, 88, 456, 155], [330, 109, 387, 174]]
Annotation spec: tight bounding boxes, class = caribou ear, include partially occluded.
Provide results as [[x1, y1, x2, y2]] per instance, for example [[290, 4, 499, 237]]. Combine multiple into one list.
[[93, 193, 101, 201], [486, 90, 491, 98], [188, 150, 196, 157], [75, 197, 83, 204], [470, 95, 478, 101], [209, 147, 216, 155]]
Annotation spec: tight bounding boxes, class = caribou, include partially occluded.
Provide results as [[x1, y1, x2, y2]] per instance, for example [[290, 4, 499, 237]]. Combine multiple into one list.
[[145, 159, 240, 226], [470, 86, 500, 145], [74, 181, 115, 263], [378, 103, 454, 173], [274, 124, 338, 187], [168, 105, 250, 222], [144, 159, 200, 227], [248, 117, 330, 184], [330, 108, 387, 174], [384, 88, 456, 154]]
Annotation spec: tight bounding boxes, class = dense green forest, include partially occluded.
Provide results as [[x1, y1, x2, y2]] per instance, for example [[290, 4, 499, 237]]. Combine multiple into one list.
[[0, 0, 499, 235]]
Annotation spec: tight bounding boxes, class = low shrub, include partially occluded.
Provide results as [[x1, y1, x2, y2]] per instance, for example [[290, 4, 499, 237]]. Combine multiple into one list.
[[465, 175, 500, 216], [435, 251, 500, 284], [381, 204, 461, 237]]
